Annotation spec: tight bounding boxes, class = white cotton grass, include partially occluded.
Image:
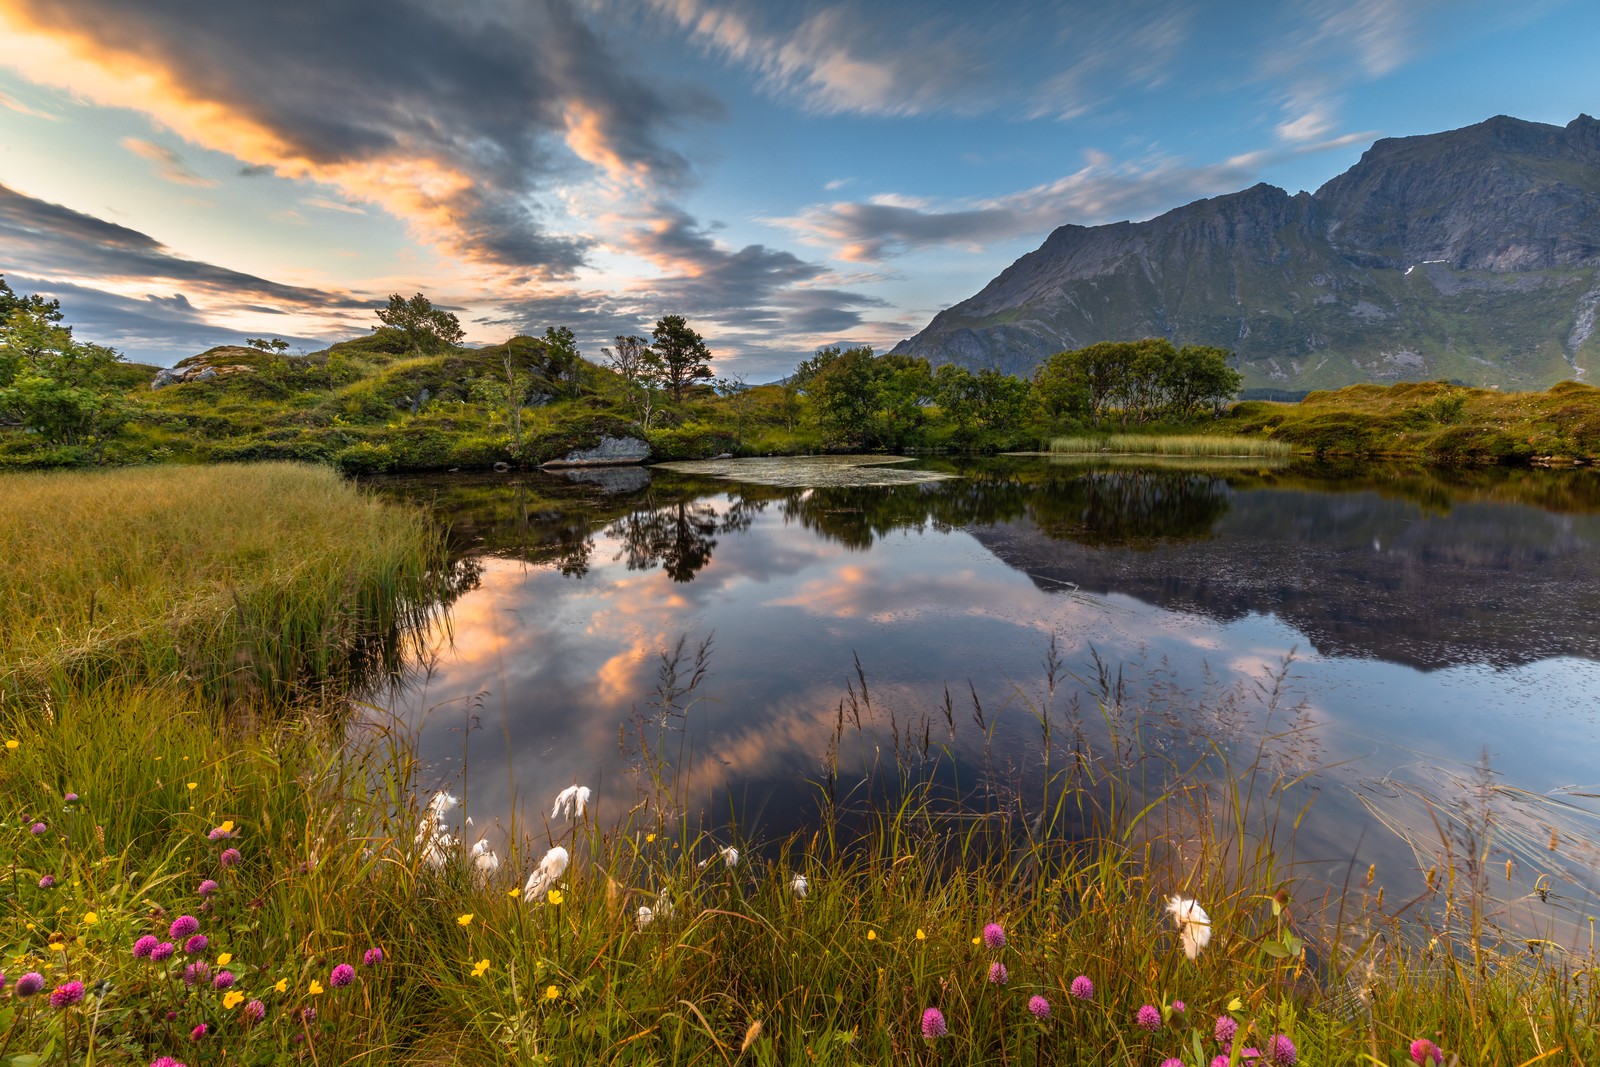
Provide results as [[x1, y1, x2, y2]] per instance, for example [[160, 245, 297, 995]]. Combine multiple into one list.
[[551, 784, 591, 821], [696, 845, 741, 871], [414, 790, 460, 871], [654, 887, 674, 920], [470, 839, 500, 882], [636, 905, 654, 929], [523, 845, 570, 900], [790, 873, 809, 899], [1167, 895, 1212, 959]]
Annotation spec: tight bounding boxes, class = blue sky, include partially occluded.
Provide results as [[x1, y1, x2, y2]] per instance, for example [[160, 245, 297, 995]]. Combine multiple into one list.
[[0, 0, 1596, 379]]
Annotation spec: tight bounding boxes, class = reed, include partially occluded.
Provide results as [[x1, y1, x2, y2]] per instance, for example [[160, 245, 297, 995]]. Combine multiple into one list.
[[1049, 433, 1292, 458], [0, 462, 443, 704]]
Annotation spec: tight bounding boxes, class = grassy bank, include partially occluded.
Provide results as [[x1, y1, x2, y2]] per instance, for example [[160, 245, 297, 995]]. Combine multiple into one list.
[[0, 463, 442, 704], [1046, 434, 1292, 459], [1, 464, 1595, 1065]]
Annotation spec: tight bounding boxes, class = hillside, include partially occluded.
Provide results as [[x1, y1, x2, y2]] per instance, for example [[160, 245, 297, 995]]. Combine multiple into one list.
[[891, 115, 1600, 392]]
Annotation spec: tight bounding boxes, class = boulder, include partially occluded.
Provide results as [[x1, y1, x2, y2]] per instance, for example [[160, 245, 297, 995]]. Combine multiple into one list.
[[541, 435, 650, 467]]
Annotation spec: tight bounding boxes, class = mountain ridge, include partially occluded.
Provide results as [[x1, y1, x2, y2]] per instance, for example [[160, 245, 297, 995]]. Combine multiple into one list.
[[891, 115, 1600, 391]]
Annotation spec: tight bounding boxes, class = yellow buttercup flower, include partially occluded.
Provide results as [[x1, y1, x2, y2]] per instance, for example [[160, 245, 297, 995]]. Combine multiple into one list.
[[866, 930, 877, 941], [916, 929, 926, 941], [457, 913, 474, 927], [645, 833, 656, 843], [308, 980, 325, 996], [4, 739, 17, 750], [186, 782, 198, 791], [543, 985, 559, 1001], [471, 959, 490, 978], [275, 978, 288, 993], [217, 820, 235, 833], [546, 890, 564, 906], [82, 911, 98, 925], [507, 887, 521, 898], [971, 935, 981, 945], [223, 990, 244, 1009], [216, 953, 232, 966]]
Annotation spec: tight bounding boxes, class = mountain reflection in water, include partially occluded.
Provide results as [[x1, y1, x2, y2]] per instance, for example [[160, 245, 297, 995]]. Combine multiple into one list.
[[370, 458, 1600, 935]]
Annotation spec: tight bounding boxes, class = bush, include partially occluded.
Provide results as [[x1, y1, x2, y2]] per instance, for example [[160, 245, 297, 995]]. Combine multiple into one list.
[[334, 440, 397, 474]]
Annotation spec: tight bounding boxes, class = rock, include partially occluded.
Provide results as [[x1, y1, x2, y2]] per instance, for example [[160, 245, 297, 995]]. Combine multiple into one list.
[[151, 367, 185, 390], [541, 435, 650, 468], [196, 367, 218, 381], [561, 465, 651, 493], [493, 461, 510, 472]]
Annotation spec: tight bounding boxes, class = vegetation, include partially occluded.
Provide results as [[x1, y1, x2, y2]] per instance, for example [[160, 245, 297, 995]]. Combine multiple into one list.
[[1, 276, 1597, 471], [0, 463, 444, 705], [1048, 434, 1292, 459]]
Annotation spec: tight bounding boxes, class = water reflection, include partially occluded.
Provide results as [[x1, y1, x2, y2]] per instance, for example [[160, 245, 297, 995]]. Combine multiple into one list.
[[369, 459, 1600, 937]]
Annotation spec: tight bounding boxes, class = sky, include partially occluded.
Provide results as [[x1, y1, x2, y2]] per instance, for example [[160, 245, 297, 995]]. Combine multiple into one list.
[[1, 1, 1597, 381]]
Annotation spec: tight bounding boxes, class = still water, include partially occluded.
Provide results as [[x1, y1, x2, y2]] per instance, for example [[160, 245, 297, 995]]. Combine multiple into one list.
[[371, 457, 1600, 937]]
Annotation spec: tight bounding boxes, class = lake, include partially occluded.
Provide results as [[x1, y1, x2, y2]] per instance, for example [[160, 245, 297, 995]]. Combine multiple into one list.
[[371, 456, 1600, 940]]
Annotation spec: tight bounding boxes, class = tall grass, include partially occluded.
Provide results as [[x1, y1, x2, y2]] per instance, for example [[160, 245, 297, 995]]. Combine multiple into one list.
[[0, 463, 443, 704], [1049, 433, 1292, 458]]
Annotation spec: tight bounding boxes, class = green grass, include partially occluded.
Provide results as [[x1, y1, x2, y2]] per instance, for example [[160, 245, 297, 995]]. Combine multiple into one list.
[[1048, 433, 1293, 459], [0, 462, 443, 704]]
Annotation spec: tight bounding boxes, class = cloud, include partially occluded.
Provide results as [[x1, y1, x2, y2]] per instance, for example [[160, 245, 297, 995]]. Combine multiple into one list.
[[0, 89, 54, 119], [303, 196, 366, 216], [772, 134, 1372, 261], [0, 0, 717, 277], [0, 182, 367, 310], [119, 137, 218, 187]]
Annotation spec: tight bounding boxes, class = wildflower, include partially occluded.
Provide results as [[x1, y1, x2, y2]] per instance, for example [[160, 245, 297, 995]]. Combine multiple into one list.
[[190, 1023, 207, 1041], [971, 935, 981, 945], [198, 879, 219, 897], [150, 941, 176, 962], [1028, 995, 1051, 1019], [38, 875, 55, 889], [244, 999, 266, 1024], [551, 784, 592, 821], [169, 915, 200, 939], [637, 905, 654, 929], [982, 922, 1006, 950], [213, 971, 235, 989], [1162, 1060, 1185, 1067], [183, 962, 211, 986], [363, 947, 384, 966], [470, 958, 490, 978], [330, 964, 355, 988], [1137, 1005, 1162, 1032], [988, 961, 1008, 985], [150, 1059, 188, 1067], [15, 972, 44, 997], [219, 847, 242, 868], [4, 739, 16, 749], [49, 980, 85, 1007], [646, 833, 656, 843], [0, 975, 5, 993], [82, 910, 98, 925], [30, 822, 46, 835], [720, 846, 740, 868], [790, 873, 809, 899], [186, 783, 197, 791], [300, 1007, 317, 1023], [543, 984, 559, 1001], [216, 953, 232, 966], [426, 791, 458, 818], [1166, 895, 1212, 960], [274, 978, 288, 993], [655, 887, 675, 920], [470, 839, 500, 881], [1266, 1034, 1297, 1065], [916, 929, 926, 940], [508, 887, 520, 898], [866, 929, 877, 941], [547, 889, 564, 906], [457, 913, 474, 927], [1215, 1015, 1238, 1045], [920, 1007, 947, 1039], [1410, 1039, 1443, 1065], [184, 934, 209, 955], [1070, 975, 1093, 1000], [523, 846, 570, 901], [1171, 1000, 1186, 1015], [222, 990, 244, 1009], [63, 793, 80, 804], [308, 979, 324, 995]]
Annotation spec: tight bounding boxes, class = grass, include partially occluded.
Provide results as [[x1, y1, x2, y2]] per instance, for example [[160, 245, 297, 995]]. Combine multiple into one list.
[[1047, 434, 1293, 459], [0, 462, 444, 705], [1, 465, 1596, 1065]]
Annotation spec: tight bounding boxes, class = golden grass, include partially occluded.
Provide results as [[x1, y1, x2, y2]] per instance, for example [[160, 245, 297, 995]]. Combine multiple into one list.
[[1048, 433, 1292, 458]]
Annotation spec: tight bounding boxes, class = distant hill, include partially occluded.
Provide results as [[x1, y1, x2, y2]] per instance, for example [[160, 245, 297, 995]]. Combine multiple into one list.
[[891, 115, 1600, 391]]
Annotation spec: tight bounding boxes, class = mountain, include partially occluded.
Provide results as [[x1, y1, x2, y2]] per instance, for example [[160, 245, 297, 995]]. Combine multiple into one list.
[[891, 115, 1600, 392]]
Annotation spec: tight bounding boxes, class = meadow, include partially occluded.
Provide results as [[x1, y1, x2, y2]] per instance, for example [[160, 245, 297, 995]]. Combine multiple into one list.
[[0, 463, 1593, 1065]]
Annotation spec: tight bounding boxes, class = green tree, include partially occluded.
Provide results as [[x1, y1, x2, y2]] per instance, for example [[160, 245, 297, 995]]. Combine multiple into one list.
[[600, 335, 650, 384], [935, 364, 1031, 446], [0, 277, 127, 448], [540, 326, 582, 387], [801, 346, 934, 449], [244, 337, 291, 354], [373, 293, 464, 354], [649, 315, 713, 401]]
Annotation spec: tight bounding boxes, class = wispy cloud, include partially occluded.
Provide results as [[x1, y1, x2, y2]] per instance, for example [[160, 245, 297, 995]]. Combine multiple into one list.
[[119, 137, 218, 187], [772, 134, 1370, 262], [0, 89, 54, 119]]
